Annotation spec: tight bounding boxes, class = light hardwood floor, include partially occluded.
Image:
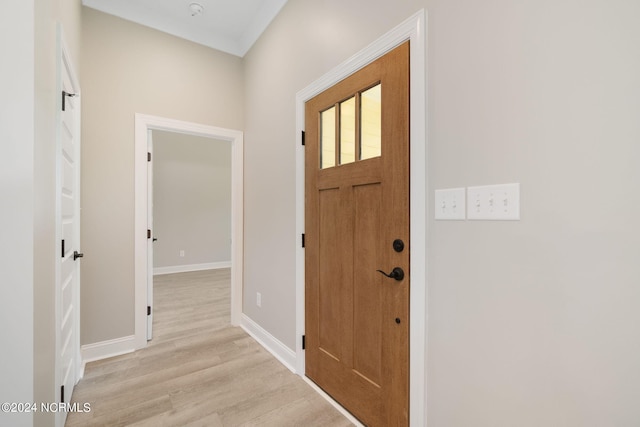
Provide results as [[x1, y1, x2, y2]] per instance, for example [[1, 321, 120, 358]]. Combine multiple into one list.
[[66, 269, 353, 427]]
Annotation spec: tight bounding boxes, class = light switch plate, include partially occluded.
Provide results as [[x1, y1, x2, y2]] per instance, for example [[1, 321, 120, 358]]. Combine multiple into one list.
[[467, 183, 520, 220], [435, 188, 466, 220]]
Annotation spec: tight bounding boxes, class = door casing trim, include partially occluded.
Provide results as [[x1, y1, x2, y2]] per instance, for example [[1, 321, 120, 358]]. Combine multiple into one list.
[[134, 114, 244, 349], [295, 9, 428, 426]]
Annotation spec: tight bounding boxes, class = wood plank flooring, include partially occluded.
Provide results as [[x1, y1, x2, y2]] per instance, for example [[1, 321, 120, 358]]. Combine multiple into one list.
[[66, 269, 353, 427]]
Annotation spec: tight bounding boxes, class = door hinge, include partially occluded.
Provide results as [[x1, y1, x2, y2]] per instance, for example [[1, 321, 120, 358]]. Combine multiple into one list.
[[61, 239, 65, 258], [301, 130, 306, 146], [147, 152, 151, 162], [301, 233, 305, 248], [61, 91, 76, 112], [147, 306, 151, 316], [147, 229, 151, 239], [302, 335, 306, 350], [60, 385, 65, 403]]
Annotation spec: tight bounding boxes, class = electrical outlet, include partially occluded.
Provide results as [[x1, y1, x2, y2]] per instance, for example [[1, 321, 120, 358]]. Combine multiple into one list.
[[256, 292, 262, 308], [435, 188, 466, 220], [467, 183, 520, 220], [179, 250, 185, 257]]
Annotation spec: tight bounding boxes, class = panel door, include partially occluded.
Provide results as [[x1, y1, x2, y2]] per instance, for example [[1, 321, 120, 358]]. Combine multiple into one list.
[[305, 42, 410, 426], [58, 52, 81, 427]]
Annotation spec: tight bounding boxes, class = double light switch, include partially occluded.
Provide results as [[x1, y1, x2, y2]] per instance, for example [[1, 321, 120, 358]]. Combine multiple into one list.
[[434, 188, 466, 220]]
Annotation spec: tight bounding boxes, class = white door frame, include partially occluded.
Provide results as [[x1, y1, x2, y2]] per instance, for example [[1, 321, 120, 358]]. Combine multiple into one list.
[[295, 10, 427, 426], [134, 114, 244, 349], [55, 24, 82, 427]]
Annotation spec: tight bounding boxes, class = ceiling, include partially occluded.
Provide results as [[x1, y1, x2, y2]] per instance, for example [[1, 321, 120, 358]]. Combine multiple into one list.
[[82, 0, 288, 57]]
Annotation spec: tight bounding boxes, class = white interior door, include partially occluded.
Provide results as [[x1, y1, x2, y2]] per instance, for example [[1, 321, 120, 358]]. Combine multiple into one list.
[[56, 31, 81, 427], [147, 130, 154, 340]]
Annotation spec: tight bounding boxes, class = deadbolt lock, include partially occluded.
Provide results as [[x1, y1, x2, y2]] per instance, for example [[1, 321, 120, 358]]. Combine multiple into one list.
[[393, 239, 405, 252]]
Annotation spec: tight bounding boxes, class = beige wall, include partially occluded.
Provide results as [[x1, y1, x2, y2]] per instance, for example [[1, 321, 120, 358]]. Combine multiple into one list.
[[427, 1, 640, 425], [243, 0, 640, 425], [80, 7, 243, 344], [0, 2, 35, 426], [152, 131, 231, 269], [242, 0, 425, 352]]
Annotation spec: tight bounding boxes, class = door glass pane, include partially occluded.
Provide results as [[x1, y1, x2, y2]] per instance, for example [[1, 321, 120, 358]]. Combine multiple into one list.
[[340, 97, 356, 165], [321, 106, 336, 169], [360, 84, 381, 160]]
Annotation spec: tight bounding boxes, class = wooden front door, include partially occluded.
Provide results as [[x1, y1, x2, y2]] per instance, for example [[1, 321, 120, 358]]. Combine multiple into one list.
[[305, 42, 410, 426]]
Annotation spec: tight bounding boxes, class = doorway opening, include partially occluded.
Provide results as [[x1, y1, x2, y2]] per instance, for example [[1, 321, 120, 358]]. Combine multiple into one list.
[[148, 130, 233, 339], [134, 114, 243, 349]]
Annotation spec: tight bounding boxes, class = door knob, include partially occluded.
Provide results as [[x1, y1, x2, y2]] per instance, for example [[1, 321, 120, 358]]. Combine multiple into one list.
[[376, 267, 404, 281], [73, 251, 84, 261], [152, 238, 158, 242]]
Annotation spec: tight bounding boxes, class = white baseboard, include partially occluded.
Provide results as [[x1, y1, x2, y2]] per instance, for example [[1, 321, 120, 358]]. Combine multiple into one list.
[[240, 314, 296, 372], [240, 315, 363, 426], [80, 335, 136, 369], [153, 261, 231, 276]]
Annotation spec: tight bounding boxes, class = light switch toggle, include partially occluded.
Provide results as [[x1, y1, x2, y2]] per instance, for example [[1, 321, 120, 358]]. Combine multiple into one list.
[[467, 183, 520, 220], [435, 187, 466, 220]]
